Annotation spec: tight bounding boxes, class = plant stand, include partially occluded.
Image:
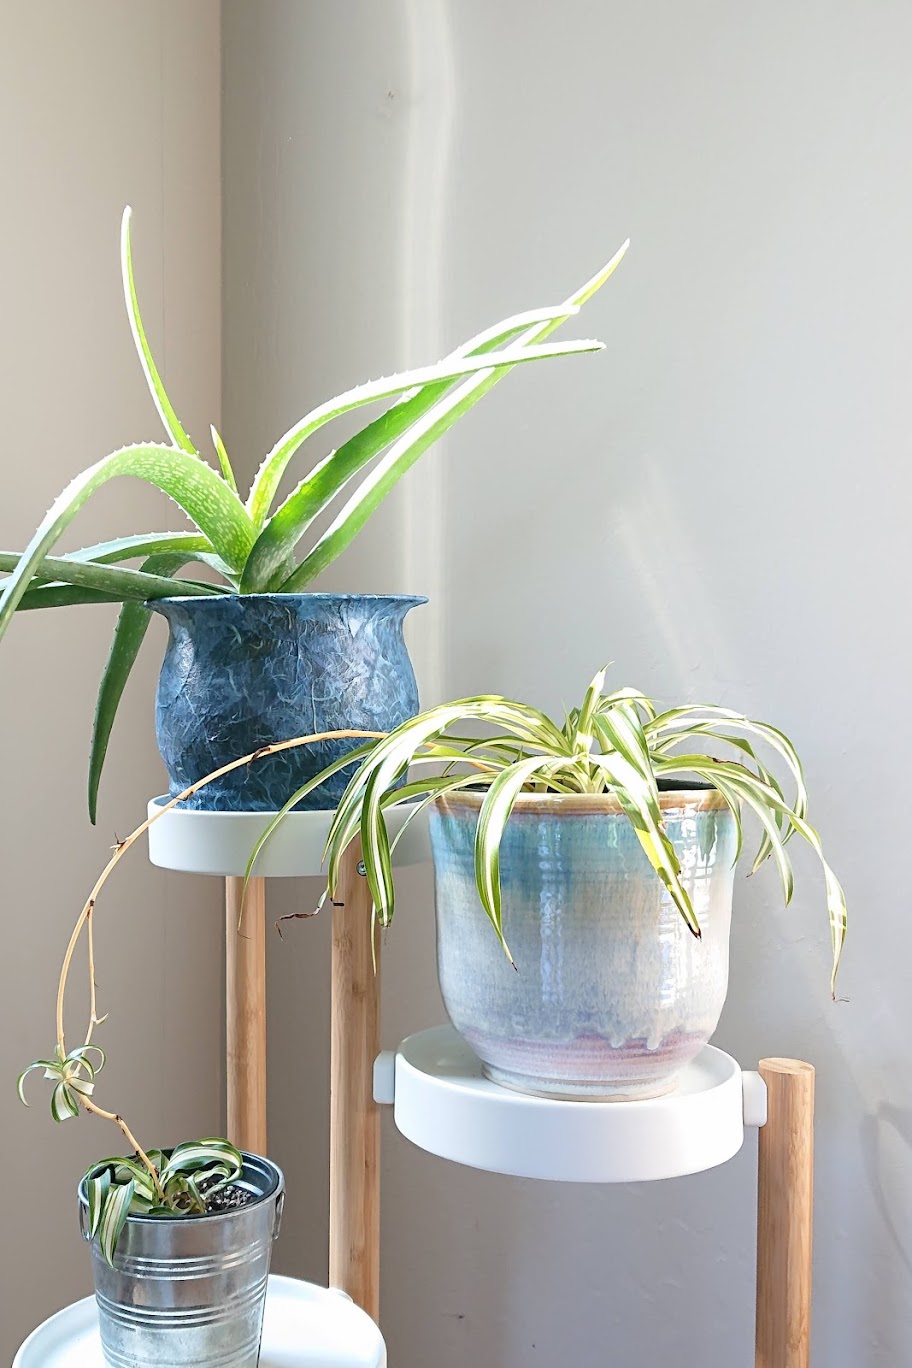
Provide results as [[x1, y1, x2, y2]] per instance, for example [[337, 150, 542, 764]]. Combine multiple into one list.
[[225, 874, 268, 1155], [14, 799, 815, 1367]]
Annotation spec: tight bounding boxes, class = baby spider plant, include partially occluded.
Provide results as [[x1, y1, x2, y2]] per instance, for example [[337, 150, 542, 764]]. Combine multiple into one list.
[[80, 1141, 243, 1266], [17, 1046, 243, 1264], [242, 667, 848, 992], [0, 207, 626, 820]]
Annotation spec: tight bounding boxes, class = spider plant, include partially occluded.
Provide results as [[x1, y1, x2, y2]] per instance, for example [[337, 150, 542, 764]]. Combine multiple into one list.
[[243, 667, 847, 992], [0, 209, 626, 820], [17, 1048, 243, 1265], [80, 1140, 243, 1266]]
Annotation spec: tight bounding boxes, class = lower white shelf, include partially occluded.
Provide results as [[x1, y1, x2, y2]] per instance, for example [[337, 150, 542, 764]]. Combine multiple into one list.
[[13, 1274, 386, 1368], [379, 1025, 766, 1183]]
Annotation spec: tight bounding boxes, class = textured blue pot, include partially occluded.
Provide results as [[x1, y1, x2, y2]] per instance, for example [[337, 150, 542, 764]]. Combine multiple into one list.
[[429, 788, 737, 1100], [150, 593, 425, 811]]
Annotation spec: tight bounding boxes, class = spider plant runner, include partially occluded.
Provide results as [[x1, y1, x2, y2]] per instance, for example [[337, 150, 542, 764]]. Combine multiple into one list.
[[0, 208, 627, 814], [18, 895, 284, 1368]]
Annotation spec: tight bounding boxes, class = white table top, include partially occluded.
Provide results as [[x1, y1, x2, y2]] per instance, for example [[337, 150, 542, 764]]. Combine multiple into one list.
[[14, 1274, 386, 1368]]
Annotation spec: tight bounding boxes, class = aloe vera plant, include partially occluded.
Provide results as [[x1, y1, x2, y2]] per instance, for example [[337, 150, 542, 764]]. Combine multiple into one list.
[[0, 209, 626, 820], [242, 668, 847, 991]]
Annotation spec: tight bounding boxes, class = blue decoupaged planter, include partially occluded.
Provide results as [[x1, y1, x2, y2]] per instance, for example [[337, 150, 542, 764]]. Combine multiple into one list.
[[429, 787, 737, 1101], [150, 593, 424, 811]]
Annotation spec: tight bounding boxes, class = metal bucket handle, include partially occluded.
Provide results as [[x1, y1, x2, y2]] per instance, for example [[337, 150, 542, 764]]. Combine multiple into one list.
[[272, 1189, 285, 1241]]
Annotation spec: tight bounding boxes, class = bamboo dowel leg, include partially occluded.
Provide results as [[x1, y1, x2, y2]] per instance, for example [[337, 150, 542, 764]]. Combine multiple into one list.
[[755, 1057, 815, 1368], [225, 876, 268, 1155], [329, 843, 381, 1319]]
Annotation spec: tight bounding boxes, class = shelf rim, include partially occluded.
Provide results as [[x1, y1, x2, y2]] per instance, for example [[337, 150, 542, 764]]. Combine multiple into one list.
[[146, 795, 429, 877], [388, 1025, 748, 1184], [13, 1273, 386, 1368]]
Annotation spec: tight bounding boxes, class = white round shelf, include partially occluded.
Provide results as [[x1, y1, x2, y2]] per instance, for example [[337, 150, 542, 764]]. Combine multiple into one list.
[[147, 797, 429, 877], [13, 1274, 386, 1368], [386, 1026, 758, 1183]]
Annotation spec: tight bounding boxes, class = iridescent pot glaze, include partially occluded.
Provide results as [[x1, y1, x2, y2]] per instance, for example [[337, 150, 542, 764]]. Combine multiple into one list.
[[150, 593, 424, 811], [429, 787, 737, 1101]]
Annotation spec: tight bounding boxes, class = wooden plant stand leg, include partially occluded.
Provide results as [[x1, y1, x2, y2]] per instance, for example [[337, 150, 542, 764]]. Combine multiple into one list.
[[329, 842, 381, 1319], [755, 1057, 815, 1368], [225, 876, 268, 1155]]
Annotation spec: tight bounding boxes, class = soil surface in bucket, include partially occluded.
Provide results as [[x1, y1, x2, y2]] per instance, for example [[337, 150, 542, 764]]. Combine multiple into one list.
[[198, 1178, 255, 1214]]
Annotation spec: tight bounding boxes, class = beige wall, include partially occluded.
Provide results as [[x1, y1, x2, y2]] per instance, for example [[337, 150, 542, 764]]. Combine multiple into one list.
[[224, 3, 912, 1366], [0, 4, 222, 1360]]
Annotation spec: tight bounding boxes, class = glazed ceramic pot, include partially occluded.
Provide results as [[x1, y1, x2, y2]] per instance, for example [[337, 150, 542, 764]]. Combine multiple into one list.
[[429, 786, 737, 1101], [150, 593, 425, 811]]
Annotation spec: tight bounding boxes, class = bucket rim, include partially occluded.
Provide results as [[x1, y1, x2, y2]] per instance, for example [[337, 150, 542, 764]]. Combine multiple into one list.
[[77, 1149, 284, 1228]]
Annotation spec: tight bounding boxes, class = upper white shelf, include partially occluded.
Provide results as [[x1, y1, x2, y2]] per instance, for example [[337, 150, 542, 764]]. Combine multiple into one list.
[[14, 1274, 386, 1368], [147, 797, 429, 878], [377, 1026, 766, 1184]]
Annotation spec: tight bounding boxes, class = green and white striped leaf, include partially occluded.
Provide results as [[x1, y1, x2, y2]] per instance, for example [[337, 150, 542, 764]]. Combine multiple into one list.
[[385, 773, 492, 856], [323, 698, 569, 914], [649, 724, 788, 868], [241, 740, 380, 898], [17, 1059, 56, 1106], [68, 1044, 106, 1073], [86, 1168, 112, 1239], [360, 766, 397, 929], [647, 706, 809, 830], [50, 1081, 80, 1122], [654, 754, 846, 989], [572, 665, 609, 754], [162, 1138, 242, 1185], [475, 755, 565, 954], [98, 1178, 135, 1266], [588, 749, 697, 937]]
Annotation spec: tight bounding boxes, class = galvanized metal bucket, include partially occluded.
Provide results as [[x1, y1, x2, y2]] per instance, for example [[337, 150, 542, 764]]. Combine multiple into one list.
[[78, 1151, 284, 1368]]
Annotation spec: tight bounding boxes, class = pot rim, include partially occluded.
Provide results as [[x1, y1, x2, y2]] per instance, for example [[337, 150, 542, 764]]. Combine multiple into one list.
[[148, 591, 427, 609], [432, 784, 729, 816], [77, 1150, 284, 1227]]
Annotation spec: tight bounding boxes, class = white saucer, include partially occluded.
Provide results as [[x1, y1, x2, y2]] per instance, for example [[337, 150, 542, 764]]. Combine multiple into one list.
[[386, 1025, 759, 1182], [14, 1273, 386, 1367], [147, 796, 428, 877]]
